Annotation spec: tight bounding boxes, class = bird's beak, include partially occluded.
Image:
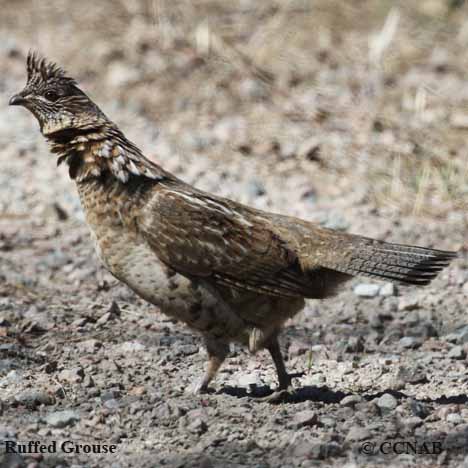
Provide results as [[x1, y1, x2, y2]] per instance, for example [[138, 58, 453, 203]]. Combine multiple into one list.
[[9, 94, 27, 106]]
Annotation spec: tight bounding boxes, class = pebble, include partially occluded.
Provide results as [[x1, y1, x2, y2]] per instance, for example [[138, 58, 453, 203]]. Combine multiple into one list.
[[237, 372, 262, 387], [104, 399, 120, 410], [100, 389, 121, 402], [447, 345, 466, 359], [398, 336, 422, 349], [290, 410, 318, 429], [403, 416, 423, 430], [175, 344, 199, 356], [118, 341, 146, 353], [340, 395, 363, 407], [410, 400, 430, 419], [321, 213, 349, 231], [354, 284, 380, 298], [396, 365, 428, 385], [77, 339, 102, 353], [346, 426, 371, 441], [376, 393, 398, 413], [379, 283, 396, 297], [58, 367, 85, 384], [320, 416, 336, 428], [446, 413, 463, 425], [445, 325, 468, 345], [44, 410, 80, 428], [14, 390, 54, 407], [186, 409, 208, 435]]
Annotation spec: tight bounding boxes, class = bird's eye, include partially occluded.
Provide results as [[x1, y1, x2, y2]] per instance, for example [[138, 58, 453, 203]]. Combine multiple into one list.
[[44, 90, 59, 102]]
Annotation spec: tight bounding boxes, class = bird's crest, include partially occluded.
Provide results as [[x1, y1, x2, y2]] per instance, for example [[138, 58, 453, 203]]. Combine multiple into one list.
[[26, 51, 77, 86]]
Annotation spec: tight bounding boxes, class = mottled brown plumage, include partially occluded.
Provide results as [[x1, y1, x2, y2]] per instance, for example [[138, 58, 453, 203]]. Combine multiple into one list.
[[10, 53, 457, 397]]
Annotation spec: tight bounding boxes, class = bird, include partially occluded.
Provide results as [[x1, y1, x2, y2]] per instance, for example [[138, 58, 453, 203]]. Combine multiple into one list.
[[9, 52, 457, 400]]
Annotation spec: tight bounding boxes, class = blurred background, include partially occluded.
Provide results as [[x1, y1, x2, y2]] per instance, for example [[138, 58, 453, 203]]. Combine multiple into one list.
[[1, 0, 467, 228]]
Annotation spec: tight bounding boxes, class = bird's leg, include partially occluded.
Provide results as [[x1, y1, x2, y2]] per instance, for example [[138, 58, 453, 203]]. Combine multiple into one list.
[[192, 335, 229, 394], [266, 336, 292, 390], [259, 335, 296, 403]]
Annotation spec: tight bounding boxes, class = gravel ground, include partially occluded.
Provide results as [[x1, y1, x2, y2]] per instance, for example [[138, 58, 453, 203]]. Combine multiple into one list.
[[1, 1, 468, 467]]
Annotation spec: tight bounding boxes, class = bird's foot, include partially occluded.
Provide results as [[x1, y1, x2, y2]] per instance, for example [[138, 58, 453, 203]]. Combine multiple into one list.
[[188, 379, 211, 395], [257, 371, 304, 403]]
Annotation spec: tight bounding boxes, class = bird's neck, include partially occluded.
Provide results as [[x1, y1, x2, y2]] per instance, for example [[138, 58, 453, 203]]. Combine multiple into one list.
[[46, 122, 171, 183]]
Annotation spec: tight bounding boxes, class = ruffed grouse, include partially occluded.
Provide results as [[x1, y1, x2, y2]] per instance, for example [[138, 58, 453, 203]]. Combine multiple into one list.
[[10, 53, 457, 399]]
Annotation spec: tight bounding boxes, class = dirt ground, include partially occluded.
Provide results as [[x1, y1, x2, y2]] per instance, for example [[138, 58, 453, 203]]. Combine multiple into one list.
[[1, 1, 467, 467]]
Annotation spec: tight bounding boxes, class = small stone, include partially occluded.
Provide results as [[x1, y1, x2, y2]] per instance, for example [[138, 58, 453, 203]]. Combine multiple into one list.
[[446, 413, 463, 424], [97, 312, 113, 325], [320, 416, 336, 428], [82, 375, 95, 388], [354, 284, 380, 298], [403, 416, 423, 430], [396, 365, 428, 385], [71, 317, 89, 328], [340, 395, 363, 407], [399, 337, 422, 349], [291, 410, 318, 428], [118, 341, 145, 353], [176, 344, 199, 356], [448, 345, 466, 360], [15, 390, 54, 407], [445, 325, 468, 345], [346, 426, 371, 441], [463, 282, 468, 295], [186, 409, 208, 435], [100, 388, 121, 401], [376, 393, 398, 413], [128, 386, 146, 397], [103, 398, 120, 410], [237, 372, 262, 387], [410, 400, 430, 419], [77, 339, 102, 353], [58, 367, 84, 384], [380, 283, 396, 297], [44, 410, 80, 428], [321, 213, 349, 231]]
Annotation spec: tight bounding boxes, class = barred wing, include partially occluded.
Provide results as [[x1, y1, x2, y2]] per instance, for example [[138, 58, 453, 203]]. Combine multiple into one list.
[[139, 186, 309, 297]]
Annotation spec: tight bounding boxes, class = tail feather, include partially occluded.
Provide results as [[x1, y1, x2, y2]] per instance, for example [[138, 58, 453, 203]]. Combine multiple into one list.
[[321, 235, 457, 286]]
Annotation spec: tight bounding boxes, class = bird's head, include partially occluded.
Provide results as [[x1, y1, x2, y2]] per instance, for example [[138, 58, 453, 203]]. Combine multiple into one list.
[[9, 51, 105, 138]]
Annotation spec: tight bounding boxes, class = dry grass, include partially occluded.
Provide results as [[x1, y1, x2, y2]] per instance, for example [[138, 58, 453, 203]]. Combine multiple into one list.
[[2, 0, 468, 220]]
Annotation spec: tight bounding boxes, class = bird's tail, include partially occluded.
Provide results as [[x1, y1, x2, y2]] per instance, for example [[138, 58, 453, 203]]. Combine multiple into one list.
[[316, 231, 457, 286]]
